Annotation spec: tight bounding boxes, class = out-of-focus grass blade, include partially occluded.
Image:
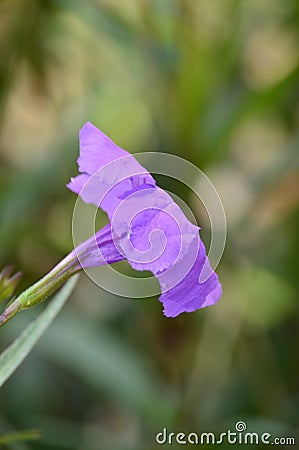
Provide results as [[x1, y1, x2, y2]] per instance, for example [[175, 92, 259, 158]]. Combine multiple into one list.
[[0, 429, 40, 445], [62, 0, 138, 45], [36, 313, 174, 424], [0, 275, 78, 388]]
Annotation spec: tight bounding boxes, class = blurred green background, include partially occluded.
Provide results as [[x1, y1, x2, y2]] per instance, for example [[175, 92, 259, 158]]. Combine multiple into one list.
[[0, 0, 298, 449]]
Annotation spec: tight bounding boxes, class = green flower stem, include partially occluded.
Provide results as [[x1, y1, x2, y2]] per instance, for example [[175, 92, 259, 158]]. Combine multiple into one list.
[[0, 252, 80, 328]]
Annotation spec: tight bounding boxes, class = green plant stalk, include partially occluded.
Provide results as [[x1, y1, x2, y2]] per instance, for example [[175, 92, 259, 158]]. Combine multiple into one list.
[[0, 253, 80, 328]]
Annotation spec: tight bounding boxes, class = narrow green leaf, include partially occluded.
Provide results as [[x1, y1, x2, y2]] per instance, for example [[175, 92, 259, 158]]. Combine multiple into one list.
[[0, 429, 40, 445], [0, 275, 79, 388]]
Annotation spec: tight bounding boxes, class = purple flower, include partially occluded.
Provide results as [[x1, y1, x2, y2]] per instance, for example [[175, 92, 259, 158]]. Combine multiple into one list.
[[68, 122, 222, 317]]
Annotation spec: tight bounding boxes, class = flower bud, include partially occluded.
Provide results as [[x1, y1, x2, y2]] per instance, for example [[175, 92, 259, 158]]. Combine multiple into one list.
[[0, 266, 22, 303]]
